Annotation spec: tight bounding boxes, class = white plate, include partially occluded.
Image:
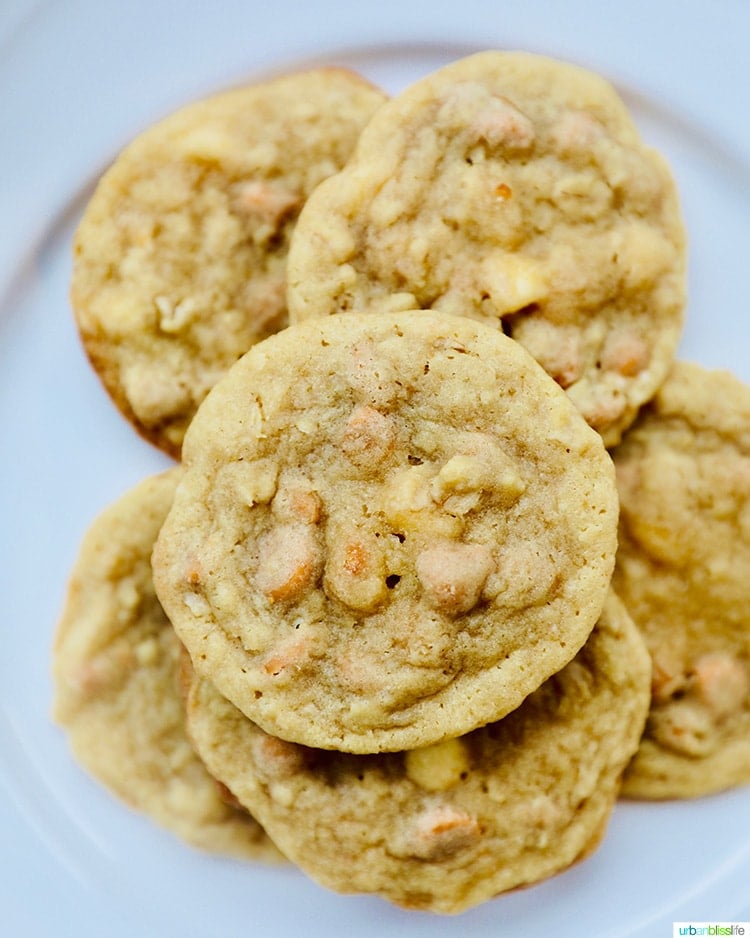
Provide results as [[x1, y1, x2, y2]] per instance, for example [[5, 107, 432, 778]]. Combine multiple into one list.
[[1, 2, 749, 935]]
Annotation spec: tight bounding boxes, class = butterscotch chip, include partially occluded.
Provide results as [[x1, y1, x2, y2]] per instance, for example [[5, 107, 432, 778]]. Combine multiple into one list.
[[52, 470, 284, 862], [613, 362, 750, 798], [287, 51, 686, 446], [152, 310, 618, 753], [71, 69, 386, 457], [184, 593, 650, 913]]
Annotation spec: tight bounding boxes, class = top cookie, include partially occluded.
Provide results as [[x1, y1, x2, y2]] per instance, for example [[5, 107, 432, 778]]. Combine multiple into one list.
[[152, 310, 618, 753], [71, 68, 386, 457], [613, 361, 750, 798], [287, 51, 686, 446]]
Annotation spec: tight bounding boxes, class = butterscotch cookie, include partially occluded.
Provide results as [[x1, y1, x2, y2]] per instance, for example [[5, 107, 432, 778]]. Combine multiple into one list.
[[152, 310, 618, 753], [71, 69, 386, 457], [185, 592, 649, 913], [52, 470, 284, 862], [613, 362, 750, 798], [287, 51, 686, 446]]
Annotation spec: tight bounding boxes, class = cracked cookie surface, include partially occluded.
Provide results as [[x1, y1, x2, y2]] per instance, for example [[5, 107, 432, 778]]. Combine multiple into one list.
[[287, 51, 686, 446], [52, 470, 284, 862], [152, 310, 618, 753], [184, 592, 650, 913], [71, 69, 386, 457], [613, 362, 750, 798]]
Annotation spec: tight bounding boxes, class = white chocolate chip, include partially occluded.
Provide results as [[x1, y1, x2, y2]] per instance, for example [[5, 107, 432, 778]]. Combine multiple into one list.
[[156, 295, 199, 334], [480, 254, 547, 315], [430, 445, 525, 507], [223, 458, 279, 508], [382, 465, 463, 539], [405, 738, 470, 791], [183, 591, 210, 617], [134, 636, 160, 667]]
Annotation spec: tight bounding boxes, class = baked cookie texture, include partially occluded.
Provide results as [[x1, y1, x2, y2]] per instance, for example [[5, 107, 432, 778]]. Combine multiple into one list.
[[52, 470, 284, 862], [286, 50, 686, 446], [152, 310, 618, 754], [613, 362, 750, 798], [185, 592, 650, 914], [71, 69, 387, 457]]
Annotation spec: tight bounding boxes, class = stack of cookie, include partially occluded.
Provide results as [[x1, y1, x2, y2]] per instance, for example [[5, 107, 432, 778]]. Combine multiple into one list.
[[53, 50, 750, 915]]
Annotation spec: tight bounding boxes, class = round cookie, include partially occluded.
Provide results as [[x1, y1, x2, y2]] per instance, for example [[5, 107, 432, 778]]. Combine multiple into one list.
[[613, 362, 750, 798], [52, 470, 284, 862], [185, 592, 650, 914], [287, 51, 686, 446], [71, 69, 387, 457], [152, 310, 619, 753]]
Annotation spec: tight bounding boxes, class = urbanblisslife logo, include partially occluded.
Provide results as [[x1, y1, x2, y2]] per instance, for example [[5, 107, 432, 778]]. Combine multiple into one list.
[[673, 925, 749, 937]]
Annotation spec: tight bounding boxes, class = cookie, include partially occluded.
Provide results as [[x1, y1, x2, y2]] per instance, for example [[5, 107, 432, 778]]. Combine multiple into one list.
[[286, 51, 686, 446], [52, 470, 284, 862], [184, 591, 649, 913], [71, 69, 386, 457], [152, 309, 618, 753], [612, 362, 750, 798]]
